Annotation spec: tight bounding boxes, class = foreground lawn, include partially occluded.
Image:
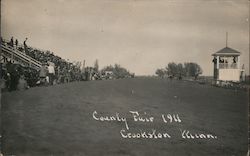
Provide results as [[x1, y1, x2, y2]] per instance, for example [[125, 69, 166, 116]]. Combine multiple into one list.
[[2, 78, 248, 156]]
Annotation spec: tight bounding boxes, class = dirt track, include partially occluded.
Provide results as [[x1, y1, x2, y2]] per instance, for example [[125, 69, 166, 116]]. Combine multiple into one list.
[[1, 78, 248, 156]]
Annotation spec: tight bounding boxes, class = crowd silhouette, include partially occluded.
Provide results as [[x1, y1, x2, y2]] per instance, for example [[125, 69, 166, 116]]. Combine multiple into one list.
[[1, 36, 135, 91], [1, 37, 85, 91]]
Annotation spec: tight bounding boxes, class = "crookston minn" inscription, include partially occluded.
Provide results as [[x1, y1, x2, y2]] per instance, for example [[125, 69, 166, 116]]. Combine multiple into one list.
[[92, 110, 218, 140]]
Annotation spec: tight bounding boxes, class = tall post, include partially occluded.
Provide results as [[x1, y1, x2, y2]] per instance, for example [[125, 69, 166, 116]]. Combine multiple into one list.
[[237, 56, 240, 69], [82, 60, 85, 73], [215, 56, 219, 80], [226, 32, 228, 47]]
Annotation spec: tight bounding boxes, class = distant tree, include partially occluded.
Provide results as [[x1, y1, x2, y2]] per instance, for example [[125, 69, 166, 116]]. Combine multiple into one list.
[[184, 62, 202, 79], [177, 63, 185, 79], [101, 65, 113, 71], [193, 63, 202, 79], [166, 62, 178, 77], [101, 64, 132, 79], [157, 62, 203, 79], [155, 68, 166, 78]]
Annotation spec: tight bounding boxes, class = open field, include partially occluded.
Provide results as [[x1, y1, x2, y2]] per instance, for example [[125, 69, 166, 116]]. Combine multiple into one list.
[[1, 78, 248, 156]]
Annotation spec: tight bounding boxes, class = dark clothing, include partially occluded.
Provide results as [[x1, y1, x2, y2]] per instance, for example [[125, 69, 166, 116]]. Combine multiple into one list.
[[9, 37, 14, 47], [24, 39, 28, 54], [10, 72, 19, 91], [48, 73, 54, 85], [15, 39, 18, 47]]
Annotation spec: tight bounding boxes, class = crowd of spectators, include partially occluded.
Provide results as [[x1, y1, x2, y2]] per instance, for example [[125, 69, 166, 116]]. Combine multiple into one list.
[[1, 61, 39, 91], [1, 37, 135, 92], [1, 37, 85, 91]]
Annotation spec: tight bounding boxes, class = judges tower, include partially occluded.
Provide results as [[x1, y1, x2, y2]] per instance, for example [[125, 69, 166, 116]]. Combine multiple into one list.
[[212, 33, 244, 82]]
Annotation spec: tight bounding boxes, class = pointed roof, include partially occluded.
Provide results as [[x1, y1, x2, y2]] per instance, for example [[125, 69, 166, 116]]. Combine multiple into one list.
[[212, 47, 241, 56]]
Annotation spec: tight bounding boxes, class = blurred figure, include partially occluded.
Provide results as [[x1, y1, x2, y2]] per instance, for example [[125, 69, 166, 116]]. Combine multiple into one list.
[[23, 38, 28, 54], [39, 63, 47, 85], [15, 39, 18, 49], [47, 61, 55, 85], [1, 37, 4, 45], [17, 75, 28, 91], [4, 73, 11, 91], [9, 65, 19, 91], [8, 37, 14, 47]]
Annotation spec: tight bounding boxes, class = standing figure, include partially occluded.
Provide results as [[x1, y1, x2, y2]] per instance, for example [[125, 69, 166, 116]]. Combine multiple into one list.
[[39, 63, 47, 85], [9, 37, 14, 47], [15, 39, 18, 49], [23, 38, 28, 54], [47, 62, 55, 85], [17, 75, 28, 91]]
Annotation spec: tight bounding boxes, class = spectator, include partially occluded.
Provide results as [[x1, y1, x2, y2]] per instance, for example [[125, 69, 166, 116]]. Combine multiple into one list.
[[9, 65, 19, 91], [9, 37, 14, 47], [47, 61, 55, 85], [1, 37, 4, 44], [4, 73, 11, 91], [17, 75, 28, 91], [39, 63, 47, 85], [24, 38, 28, 54], [15, 39, 18, 49], [233, 57, 236, 63]]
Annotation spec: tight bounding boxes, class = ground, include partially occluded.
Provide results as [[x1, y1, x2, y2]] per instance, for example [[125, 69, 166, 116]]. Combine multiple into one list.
[[1, 78, 248, 156]]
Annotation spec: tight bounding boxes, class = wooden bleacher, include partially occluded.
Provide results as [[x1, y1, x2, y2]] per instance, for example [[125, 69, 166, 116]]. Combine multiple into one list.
[[1, 43, 42, 70]]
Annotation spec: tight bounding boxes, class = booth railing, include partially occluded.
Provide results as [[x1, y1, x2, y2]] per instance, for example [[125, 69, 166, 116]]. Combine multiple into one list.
[[219, 63, 237, 69]]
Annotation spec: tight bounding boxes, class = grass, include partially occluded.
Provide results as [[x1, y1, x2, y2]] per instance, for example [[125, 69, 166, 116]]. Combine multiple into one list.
[[1, 78, 248, 156]]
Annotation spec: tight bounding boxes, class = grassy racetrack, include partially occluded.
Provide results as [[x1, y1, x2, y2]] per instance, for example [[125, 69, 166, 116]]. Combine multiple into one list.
[[2, 78, 248, 156]]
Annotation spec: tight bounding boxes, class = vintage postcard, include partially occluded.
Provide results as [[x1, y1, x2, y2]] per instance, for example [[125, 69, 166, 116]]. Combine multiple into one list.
[[1, 0, 249, 156]]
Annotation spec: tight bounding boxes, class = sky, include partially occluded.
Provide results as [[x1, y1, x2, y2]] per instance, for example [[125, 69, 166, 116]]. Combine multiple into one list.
[[1, 0, 249, 76]]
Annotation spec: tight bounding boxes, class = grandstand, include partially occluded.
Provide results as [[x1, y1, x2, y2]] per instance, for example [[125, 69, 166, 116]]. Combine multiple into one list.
[[1, 38, 83, 91], [1, 41, 42, 70], [0, 38, 134, 91]]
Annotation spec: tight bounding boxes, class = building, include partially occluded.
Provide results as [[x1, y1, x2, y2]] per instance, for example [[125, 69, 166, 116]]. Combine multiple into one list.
[[212, 46, 244, 82]]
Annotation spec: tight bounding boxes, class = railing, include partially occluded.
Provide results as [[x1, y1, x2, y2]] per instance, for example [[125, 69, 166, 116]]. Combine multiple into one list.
[[219, 63, 237, 69], [1, 43, 42, 70]]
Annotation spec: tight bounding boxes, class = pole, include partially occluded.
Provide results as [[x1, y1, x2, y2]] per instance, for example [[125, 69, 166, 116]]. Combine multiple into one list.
[[226, 32, 228, 47]]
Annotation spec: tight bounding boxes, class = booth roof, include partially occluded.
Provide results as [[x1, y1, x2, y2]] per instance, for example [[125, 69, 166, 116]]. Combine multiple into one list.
[[212, 47, 241, 56]]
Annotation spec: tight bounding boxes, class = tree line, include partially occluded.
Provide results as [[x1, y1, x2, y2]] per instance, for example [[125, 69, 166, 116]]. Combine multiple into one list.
[[101, 64, 134, 79], [155, 62, 202, 79]]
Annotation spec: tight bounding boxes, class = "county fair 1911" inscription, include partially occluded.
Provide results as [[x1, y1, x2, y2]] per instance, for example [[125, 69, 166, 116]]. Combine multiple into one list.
[[92, 110, 218, 140]]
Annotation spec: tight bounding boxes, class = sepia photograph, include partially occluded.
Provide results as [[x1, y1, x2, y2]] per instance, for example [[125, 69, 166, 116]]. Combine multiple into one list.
[[0, 0, 249, 155]]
